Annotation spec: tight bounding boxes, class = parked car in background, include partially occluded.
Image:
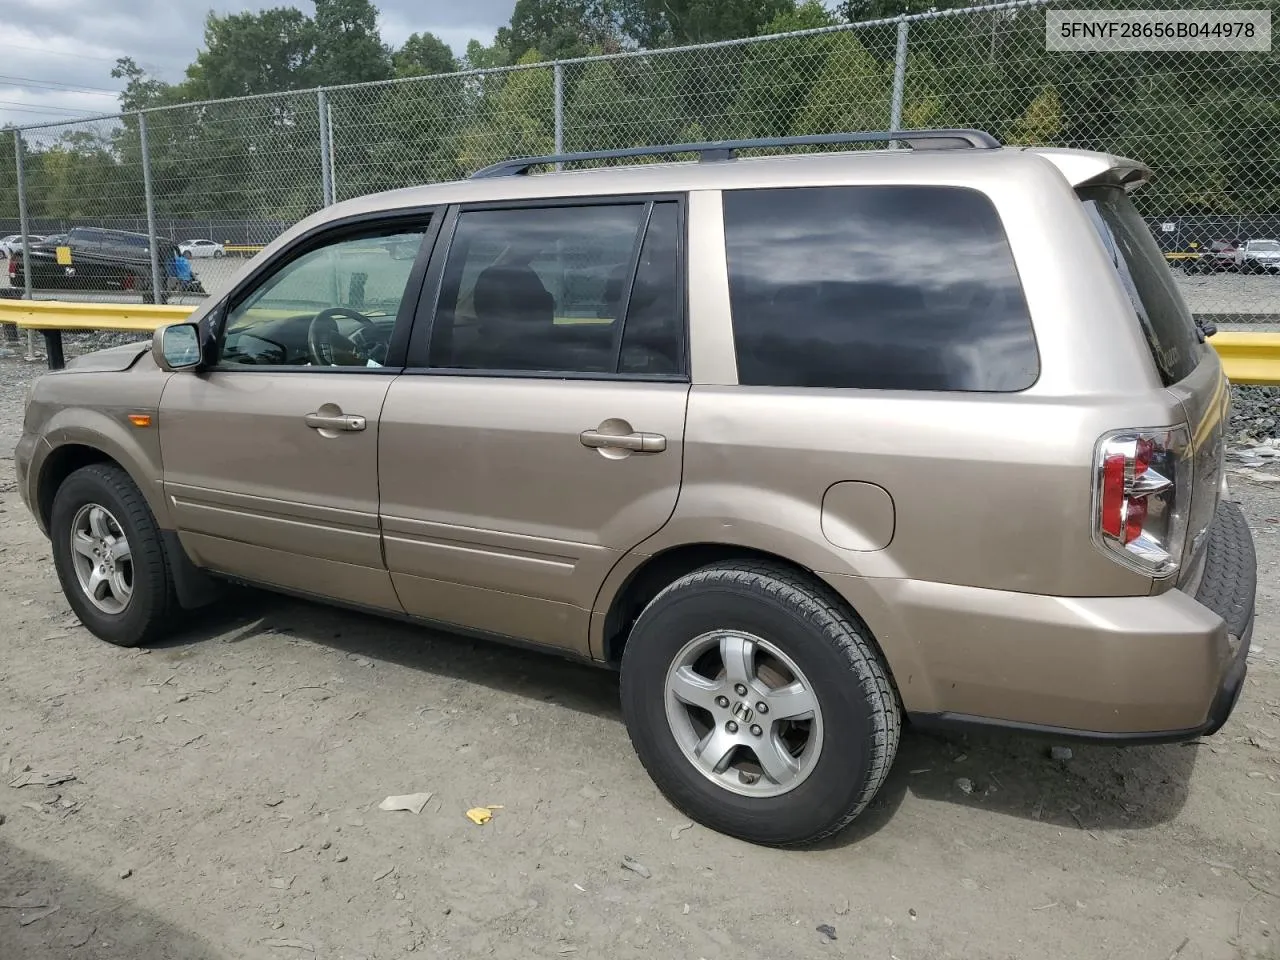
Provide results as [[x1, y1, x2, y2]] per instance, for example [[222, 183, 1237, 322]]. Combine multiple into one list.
[[1236, 238, 1280, 273], [179, 239, 226, 259], [7, 227, 201, 302], [0, 234, 44, 258], [14, 130, 1254, 848], [1183, 239, 1238, 274]]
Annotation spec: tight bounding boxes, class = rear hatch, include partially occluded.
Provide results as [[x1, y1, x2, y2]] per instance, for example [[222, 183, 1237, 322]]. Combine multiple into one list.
[[1067, 167, 1227, 592]]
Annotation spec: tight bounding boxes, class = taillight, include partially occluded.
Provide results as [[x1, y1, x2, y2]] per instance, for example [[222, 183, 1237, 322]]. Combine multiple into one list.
[[1092, 426, 1191, 577], [7, 257, 15, 279]]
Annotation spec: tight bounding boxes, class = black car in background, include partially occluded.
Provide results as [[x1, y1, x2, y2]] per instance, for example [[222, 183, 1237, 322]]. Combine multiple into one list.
[[7, 227, 204, 302], [1182, 239, 1239, 274]]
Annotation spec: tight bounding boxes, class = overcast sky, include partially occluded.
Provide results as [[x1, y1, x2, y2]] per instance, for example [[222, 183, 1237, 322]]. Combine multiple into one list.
[[0, 0, 510, 129]]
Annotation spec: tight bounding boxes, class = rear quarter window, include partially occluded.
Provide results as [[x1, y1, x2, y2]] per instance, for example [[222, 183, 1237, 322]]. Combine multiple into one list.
[[722, 185, 1039, 392], [1078, 186, 1202, 386]]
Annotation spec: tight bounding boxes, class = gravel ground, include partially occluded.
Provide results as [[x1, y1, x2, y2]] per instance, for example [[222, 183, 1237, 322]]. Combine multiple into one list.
[[1, 346, 1279, 960], [1173, 271, 1280, 321]]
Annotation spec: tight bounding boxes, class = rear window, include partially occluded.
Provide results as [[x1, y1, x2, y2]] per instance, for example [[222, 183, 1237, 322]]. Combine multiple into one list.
[[1079, 186, 1202, 385], [722, 185, 1039, 392]]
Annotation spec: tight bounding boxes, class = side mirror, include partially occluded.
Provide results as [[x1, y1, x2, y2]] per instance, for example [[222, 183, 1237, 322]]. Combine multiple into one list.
[[153, 322, 203, 372]]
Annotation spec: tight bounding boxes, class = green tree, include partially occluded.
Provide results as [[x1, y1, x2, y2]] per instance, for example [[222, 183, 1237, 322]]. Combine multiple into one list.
[[620, 0, 792, 46], [837, 0, 972, 22], [185, 8, 318, 99], [457, 50, 555, 173], [313, 0, 393, 86], [393, 32, 457, 78], [1008, 85, 1061, 146], [564, 53, 682, 153], [728, 1, 839, 139], [463, 38, 512, 70], [791, 34, 891, 135], [111, 58, 190, 111], [499, 0, 622, 61]]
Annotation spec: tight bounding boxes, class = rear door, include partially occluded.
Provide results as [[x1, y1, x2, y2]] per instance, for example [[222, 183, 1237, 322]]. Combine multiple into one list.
[[377, 197, 689, 656]]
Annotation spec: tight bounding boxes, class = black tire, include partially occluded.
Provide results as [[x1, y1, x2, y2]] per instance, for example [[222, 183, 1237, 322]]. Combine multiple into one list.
[[49, 463, 180, 647], [619, 561, 900, 847], [214, 250, 225, 258]]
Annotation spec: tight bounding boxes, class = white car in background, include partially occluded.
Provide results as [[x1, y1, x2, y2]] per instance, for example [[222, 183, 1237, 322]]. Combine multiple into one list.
[[178, 239, 226, 259], [1236, 238, 1280, 273], [0, 234, 44, 258]]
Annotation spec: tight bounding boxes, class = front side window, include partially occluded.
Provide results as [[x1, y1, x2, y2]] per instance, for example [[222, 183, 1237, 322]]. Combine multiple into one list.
[[723, 185, 1039, 392], [426, 201, 683, 376], [220, 225, 428, 368]]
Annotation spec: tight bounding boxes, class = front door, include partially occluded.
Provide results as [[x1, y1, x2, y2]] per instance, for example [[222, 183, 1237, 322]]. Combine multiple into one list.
[[378, 198, 689, 655], [159, 218, 435, 609]]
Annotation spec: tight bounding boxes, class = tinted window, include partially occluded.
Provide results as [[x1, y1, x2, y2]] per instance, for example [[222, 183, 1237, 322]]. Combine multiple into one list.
[[620, 203, 682, 375], [723, 185, 1039, 392], [220, 226, 427, 368], [427, 201, 683, 376], [1079, 186, 1201, 385]]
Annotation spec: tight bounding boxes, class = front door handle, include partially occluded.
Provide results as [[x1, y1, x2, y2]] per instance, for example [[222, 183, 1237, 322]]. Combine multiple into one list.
[[304, 411, 366, 432], [580, 429, 666, 453]]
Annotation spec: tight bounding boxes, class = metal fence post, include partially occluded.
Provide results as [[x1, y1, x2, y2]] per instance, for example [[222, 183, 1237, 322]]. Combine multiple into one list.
[[318, 90, 334, 207], [137, 112, 164, 305], [12, 129, 36, 356], [553, 62, 565, 170], [890, 17, 909, 135], [327, 98, 338, 202], [6, 129, 27, 350]]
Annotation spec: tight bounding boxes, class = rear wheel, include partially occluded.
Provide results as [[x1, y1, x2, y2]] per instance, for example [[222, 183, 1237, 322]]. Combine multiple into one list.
[[620, 561, 900, 847], [50, 464, 180, 647]]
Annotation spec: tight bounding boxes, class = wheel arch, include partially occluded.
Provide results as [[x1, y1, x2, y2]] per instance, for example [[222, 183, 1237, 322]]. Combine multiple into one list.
[[35, 419, 171, 531], [36, 439, 220, 611], [36, 443, 121, 533], [595, 544, 877, 665]]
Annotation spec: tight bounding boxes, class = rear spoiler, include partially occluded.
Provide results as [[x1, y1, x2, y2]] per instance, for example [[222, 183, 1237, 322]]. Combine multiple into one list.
[[1023, 147, 1152, 192]]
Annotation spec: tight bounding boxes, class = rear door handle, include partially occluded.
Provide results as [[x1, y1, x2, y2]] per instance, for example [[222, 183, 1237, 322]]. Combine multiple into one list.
[[580, 429, 666, 453], [304, 411, 366, 432]]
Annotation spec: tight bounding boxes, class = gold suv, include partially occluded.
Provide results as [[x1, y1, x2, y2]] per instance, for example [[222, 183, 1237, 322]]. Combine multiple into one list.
[[15, 130, 1257, 846]]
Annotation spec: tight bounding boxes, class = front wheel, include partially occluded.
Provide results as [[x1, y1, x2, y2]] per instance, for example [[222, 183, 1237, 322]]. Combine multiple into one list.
[[49, 463, 180, 647], [620, 561, 900, 847]]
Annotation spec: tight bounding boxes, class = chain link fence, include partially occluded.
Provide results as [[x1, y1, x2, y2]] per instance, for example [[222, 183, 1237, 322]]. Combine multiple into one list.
[[2, 0, 1278, 327]]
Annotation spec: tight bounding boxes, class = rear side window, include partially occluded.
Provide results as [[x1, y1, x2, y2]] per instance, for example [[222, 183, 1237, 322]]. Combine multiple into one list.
[[426, 200, 684, 376], [1079, 186, 1201, 385], [722, 185, 1038, 392]]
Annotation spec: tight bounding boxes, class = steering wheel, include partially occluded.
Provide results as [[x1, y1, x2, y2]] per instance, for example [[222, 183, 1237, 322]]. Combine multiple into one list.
[[307, 306, 375, 366]]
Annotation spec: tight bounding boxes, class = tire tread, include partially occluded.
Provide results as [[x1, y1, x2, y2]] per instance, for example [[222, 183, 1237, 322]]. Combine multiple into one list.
[[52, 463, 179, 647], [632, 559, 901, 846]]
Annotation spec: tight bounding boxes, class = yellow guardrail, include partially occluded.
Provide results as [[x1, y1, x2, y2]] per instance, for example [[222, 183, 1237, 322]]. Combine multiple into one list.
[[224, 243, 264, 256], [0, 299, 191, 332], [1205, 332, 1280, 386], [2, 299, 1279, 384]]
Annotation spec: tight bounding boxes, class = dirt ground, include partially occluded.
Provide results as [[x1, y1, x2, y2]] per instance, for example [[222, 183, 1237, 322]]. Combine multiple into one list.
[[0, 355, 1277, 960]]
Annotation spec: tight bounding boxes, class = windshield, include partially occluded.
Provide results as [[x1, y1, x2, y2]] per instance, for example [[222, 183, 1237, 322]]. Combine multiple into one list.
[[1078, 185, 1203, 386]]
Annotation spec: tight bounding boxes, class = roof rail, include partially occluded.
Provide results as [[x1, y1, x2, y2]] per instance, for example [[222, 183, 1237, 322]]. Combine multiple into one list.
[[469, 129, 1000, 179]]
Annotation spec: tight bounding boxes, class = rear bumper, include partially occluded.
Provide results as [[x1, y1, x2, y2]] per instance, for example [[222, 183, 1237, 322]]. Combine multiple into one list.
[[1182, 498, 1255, 738], [847, 502, 1256, 742]]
